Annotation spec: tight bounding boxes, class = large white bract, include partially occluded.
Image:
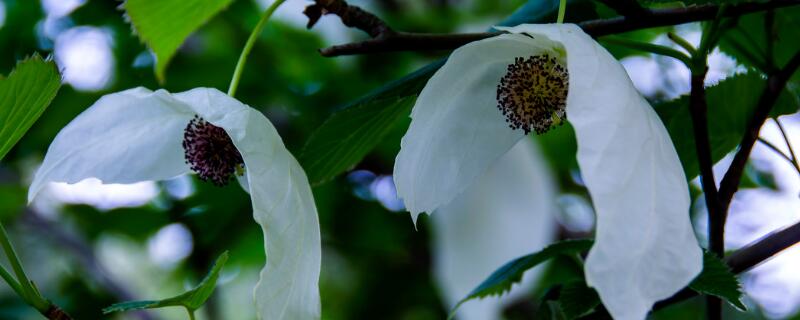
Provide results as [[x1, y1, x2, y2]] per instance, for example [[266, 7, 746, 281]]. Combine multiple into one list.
[[432, 139, 557, 320], [394, 23, 702, 320], [28, 87, 321, 320]]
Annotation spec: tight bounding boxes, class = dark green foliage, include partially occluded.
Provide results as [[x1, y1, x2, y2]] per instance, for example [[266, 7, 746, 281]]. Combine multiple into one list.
[[0, 55, 61, 161], [654, 73, 800, 180], [558, 281, 601, 319], [103, 251, 228, 315], [689, 251, 746, 311], [449, 239, 594, 318]]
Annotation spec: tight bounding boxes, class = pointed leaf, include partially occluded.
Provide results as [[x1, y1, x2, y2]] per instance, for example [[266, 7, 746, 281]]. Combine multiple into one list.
[[449, 239, 593, 318], [300, 95, 416, 185], [690, 251, 746, 311], [103, 251, 228, 314], [558, 281, 601, 319], [122, 0, 233, 82], [0, 55, 61, 161]]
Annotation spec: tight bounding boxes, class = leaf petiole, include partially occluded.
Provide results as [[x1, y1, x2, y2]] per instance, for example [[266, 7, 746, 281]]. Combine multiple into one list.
[[228, 0, 287, 97]]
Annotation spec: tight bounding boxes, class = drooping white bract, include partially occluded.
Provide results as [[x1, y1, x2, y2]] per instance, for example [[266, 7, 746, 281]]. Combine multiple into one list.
[[394, 23, 702, 320], [432, 139, 556, 320], [28, 87, 321, 320]]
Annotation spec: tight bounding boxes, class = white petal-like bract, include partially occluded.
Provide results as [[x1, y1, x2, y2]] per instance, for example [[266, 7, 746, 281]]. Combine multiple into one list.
[[497, 24, 702, 320], [432, 139, 556, 320], [29, 87, 321, 320], [394, 33, 565, 223], [173, 88, 321, 320], [29, 87, 193, 202]]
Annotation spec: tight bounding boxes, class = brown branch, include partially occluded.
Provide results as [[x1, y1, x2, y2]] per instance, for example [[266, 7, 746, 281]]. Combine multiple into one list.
[[304, 0, 393, 38], [44, 305, 73, 320], [650, 219, 800, 314], [689, 66, 725, 319], [726, 220, 800, 273], [717, 50, 800, 211], [689, 71, 725, 257], [316, 0, 800, 57]]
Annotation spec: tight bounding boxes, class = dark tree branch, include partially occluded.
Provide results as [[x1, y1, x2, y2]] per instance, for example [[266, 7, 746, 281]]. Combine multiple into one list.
[[304, 0, 393, 38], [654, 219, 800, 312], [726, 219, 800, 274], [689, 72, 725, 257], [718, 50, 800, 211], [314, 0, 800, 56], [689, 66, 725, 320]]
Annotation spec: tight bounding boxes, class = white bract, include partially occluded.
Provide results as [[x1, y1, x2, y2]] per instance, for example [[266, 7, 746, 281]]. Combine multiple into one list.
[[432, 139, 556, 320], [394, 23, 702, 320], [28, 87, 321, 320]]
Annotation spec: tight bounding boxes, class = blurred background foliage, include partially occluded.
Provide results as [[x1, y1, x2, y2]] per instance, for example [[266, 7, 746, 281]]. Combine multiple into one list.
[[0, 0, 799, 319]]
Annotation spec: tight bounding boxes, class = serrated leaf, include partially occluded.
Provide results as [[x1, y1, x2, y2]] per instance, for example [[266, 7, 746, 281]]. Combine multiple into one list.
[[654, 73, 800, 180], [301, 95, 416, 185], [719, 6, 800, 73], [689, 251, 746, 311], [558, 281, 601, 319], [103, 251, 228, 314], [301, 0, 593, 185], [122, 0, 233, 82], [448, 239, 593, 319], [0, 55, 61, 162]]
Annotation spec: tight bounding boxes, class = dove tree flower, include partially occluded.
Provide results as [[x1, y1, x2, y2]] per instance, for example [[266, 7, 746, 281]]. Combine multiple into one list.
[[432, 139, 557, 320], [394, 23, 703, 320], [27, 87, 321, 320]]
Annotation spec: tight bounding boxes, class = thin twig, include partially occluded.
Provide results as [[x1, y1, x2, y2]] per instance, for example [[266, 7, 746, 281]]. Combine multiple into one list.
[[315, 0, 800, 56], [718, 50, 800, 212], [758, 137, 798, 170], [774, 118, 800, 171], [654, 219, 800, 312]]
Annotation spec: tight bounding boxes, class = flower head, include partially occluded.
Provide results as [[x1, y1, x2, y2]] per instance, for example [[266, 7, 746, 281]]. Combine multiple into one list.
[[28, 87, 321, 320], [497, 54, 568, 134], [394, 24, 702, 320], [182, 115, 245, 186]]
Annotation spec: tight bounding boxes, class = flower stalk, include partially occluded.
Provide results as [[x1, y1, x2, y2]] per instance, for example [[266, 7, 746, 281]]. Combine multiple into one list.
[[228, 0, 287, 97]]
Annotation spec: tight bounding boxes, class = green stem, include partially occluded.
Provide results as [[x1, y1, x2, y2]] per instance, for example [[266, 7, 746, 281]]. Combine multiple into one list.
[[0, 222, 47, 311], [602, 36, 693, 67], [186, 307, 196, 320], [227, 0, 287, 97], [557, 0, 567, 24], [667, 32, 697, 55], [0, 264, 23, 298], [698, 4, 729, 55]]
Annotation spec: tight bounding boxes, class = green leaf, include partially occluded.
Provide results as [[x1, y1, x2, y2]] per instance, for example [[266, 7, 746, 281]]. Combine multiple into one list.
[[719, 6, 800, 74], [123, 0, 233, 82], [0, 55, 61, 162], [689, 251, 746, 311], [301, 95, 416, 185], [103, 251, 229, 315], [448, 239, 593, 319], [540, 300, 568, 320], [558, 281, 601, 319], [654, 73, 800, 180], [301, 0, 592, 185]]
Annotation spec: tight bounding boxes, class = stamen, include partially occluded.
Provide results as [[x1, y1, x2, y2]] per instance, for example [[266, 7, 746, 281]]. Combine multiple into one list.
[[496, 54, 569, 135], [182, 116, 245, 186]]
